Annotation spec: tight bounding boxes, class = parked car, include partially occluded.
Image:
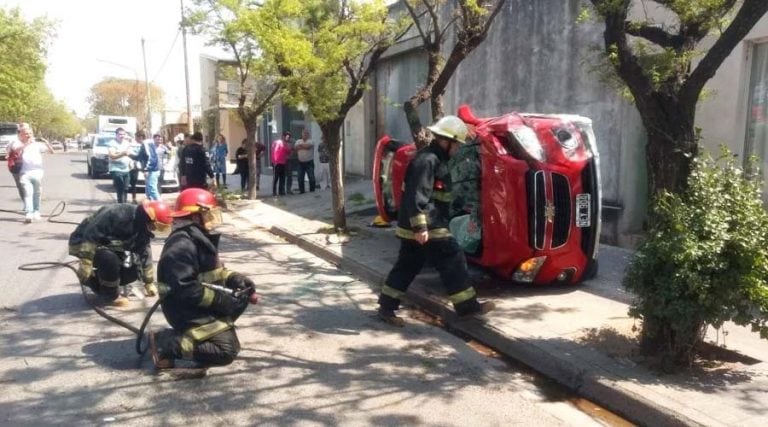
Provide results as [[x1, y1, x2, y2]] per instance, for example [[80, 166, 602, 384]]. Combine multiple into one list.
[[86, 134, 116, 178], [135, 147, 180, 193], [50, 140, 64, 151], [372, 105, 602, 285], [0, 122, 18, 160]]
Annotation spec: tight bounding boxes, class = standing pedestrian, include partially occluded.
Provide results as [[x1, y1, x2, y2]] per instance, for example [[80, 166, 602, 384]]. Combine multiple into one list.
[[283, 131, 298, 194], [271, 131, 291, 196], [179, 132, 216, 191], [253, 138, 265, 192], [138, 133, 162, 200], [128, 131, 145, 204], [6, 123, 25, 207], [10, 123, 54, 222], [377, 116, 495, 327], [107, 128, 133, 204], [234, 139, 249, 192], [295, 128, 316, 193], [212, 134, 229, 188], [316, 136, 331, 190]]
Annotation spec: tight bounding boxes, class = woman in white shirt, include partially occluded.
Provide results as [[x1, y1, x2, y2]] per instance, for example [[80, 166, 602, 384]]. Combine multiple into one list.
[[11, 123, 53, 223]]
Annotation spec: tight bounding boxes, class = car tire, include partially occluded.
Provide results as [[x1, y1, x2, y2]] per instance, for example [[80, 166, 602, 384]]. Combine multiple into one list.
[[581, 259, 599, 281]]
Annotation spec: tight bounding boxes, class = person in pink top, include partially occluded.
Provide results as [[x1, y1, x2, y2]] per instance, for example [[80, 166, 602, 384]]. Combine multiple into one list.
[[271, 131, 292, 196]]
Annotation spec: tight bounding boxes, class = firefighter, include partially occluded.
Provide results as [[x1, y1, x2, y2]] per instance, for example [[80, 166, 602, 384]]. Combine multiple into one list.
[[150, 188, 259, 369], [378, 115, 495, 327], [68, 200, 173, 306]]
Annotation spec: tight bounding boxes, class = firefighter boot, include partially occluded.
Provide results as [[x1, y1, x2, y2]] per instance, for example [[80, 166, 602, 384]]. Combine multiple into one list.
[[457, 301, 496, 318], [149, 330, 176, 370], [377, 307, 406, 327]]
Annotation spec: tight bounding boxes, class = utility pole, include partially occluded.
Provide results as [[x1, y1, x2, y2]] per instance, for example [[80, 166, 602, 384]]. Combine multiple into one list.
[[180, 0, 193, 132], [141, 37, 152, 134]]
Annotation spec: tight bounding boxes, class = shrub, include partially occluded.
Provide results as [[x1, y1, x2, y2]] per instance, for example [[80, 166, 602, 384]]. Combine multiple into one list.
[[624, 147, 768, 370]]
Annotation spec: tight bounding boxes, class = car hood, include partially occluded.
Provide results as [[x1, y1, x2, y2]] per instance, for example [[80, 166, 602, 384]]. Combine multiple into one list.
[[91, 146, 110, 155]]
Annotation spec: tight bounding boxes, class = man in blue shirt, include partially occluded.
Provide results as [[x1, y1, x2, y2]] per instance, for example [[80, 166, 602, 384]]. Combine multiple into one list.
[[138, 134, 162, 200]]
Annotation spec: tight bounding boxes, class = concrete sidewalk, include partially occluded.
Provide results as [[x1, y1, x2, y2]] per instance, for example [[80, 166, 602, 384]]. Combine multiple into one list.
[[224, 177, 768, 426]]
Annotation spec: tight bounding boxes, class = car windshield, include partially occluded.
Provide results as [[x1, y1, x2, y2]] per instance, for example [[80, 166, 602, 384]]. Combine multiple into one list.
[[96, 137, 114, 147], [0, 126, 17, 137]]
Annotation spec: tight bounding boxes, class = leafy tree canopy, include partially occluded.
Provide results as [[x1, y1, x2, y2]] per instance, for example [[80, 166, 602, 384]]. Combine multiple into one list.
[[0, 7, 53, 121], [87, 77, 165, 121], [251, 0, 403, 124]]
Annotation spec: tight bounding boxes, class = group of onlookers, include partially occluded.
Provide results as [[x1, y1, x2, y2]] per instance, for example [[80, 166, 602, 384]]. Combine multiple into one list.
[[106, 128, 178, 204], [270, 128, 330, 196], [6, 123, 55, 223]]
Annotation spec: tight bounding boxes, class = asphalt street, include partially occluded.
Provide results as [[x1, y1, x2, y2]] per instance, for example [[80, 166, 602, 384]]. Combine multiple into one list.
[[0, 153, 609, 425]]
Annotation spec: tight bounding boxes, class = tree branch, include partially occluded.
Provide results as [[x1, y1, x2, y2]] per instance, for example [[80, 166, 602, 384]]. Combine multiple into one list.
[[625, 22, 684, 49], [682, 0, 768, 106], [403, 0, 429, 45]]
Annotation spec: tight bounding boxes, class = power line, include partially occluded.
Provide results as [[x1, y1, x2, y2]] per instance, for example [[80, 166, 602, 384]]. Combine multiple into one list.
[[151, 29, 181, 83]]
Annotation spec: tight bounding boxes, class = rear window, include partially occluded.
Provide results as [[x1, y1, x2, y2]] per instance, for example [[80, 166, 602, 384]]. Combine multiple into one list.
[[0, 124, 17, 136], [96, 137, 114, 147]]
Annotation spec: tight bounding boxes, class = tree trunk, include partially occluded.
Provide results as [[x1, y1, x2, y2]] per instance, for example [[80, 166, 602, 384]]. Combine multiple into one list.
[[244, 120, 259, 200], [320, 121, 347, 232], [636, 95, 698, 196], [404, 50, 441, 148]]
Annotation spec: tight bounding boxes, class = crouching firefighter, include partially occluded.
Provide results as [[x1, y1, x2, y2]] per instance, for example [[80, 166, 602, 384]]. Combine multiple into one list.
[[150, 188, 259, 369], [68, 200, 173, 306], [378, 115, 495, 327]]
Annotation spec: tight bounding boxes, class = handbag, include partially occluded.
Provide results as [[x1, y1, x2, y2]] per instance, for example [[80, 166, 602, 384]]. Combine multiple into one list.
[[7, 145, 24, 174]]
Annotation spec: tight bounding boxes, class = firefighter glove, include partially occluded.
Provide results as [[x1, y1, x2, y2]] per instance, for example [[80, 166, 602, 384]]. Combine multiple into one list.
[[144, 282, 158, 297], [212, 290, 249, 317], [77, 259, 93, 285], [225, 272, 256, 292]]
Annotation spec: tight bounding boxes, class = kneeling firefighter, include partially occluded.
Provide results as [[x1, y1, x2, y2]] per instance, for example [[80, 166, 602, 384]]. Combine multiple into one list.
[[150, 188, 259, 369], [68, 200, 172, 306]]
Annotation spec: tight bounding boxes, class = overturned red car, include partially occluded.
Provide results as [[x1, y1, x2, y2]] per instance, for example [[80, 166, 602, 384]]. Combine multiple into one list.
[[372, 105, 601, 285]]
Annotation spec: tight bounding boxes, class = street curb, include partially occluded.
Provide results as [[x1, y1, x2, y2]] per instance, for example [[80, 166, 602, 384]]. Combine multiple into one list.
[[268, 224, 698, 427]]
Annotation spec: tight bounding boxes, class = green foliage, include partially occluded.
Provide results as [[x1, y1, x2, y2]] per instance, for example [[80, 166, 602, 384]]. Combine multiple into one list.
[[28, 86, 82, 139], [624, 147, 768, 367], [252, 0, 400, 124], [0, 7, 52, 121]]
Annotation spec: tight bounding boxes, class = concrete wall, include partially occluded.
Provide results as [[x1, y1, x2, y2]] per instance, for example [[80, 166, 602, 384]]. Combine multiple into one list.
[[370, 0, 648, 245], [696, 20, 768, 161]]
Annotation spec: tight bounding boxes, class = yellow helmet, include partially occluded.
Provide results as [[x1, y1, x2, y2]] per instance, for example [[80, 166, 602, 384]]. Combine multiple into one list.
[[427, 115, 468, 144]]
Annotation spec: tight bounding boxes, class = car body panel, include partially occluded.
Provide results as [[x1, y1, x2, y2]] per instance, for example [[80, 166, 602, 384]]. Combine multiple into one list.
[[0, 123, 18, 160], [373, 106, 601, 285], [86, 135, 115, 177]]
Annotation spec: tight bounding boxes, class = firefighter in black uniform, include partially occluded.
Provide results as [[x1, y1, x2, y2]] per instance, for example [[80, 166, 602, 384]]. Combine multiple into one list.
[[378, 115, 495, 326], [150, 188, 258, 369], [68, 200, 173, 306], [179, 132, 216, 191]]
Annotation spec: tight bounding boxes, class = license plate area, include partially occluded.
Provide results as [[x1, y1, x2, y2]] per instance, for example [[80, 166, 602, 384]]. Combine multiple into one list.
[[576, 193, 591, 228]]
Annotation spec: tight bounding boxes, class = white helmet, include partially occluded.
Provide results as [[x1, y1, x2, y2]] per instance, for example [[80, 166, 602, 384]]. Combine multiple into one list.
[[427, 115, 468, 144]]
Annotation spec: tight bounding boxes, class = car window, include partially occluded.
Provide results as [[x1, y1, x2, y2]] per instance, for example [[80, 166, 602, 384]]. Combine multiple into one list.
[[96, 137, 114, 147], [0, 126, 17, 137]]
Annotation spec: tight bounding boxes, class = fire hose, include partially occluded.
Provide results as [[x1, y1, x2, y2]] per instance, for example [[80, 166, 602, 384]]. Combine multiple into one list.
[[17, 260, 257, 356]]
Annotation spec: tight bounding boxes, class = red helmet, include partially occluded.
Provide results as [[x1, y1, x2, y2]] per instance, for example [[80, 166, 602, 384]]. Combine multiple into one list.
[[142, 200, 173, 226], [171, 188, 217, 218]]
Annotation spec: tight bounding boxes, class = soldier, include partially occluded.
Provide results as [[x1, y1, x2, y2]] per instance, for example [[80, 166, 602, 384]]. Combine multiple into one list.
[[377, 116, 495, 327], [150, 188, 259, 369], [68, 200, 172, 306]]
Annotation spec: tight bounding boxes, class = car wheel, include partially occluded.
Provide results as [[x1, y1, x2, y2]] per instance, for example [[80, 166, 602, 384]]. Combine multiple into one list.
[[581, 259, 599, 281]]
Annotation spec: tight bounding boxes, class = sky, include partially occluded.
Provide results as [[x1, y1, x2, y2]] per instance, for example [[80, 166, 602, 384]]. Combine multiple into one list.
[[1, 0, 228, 117]]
